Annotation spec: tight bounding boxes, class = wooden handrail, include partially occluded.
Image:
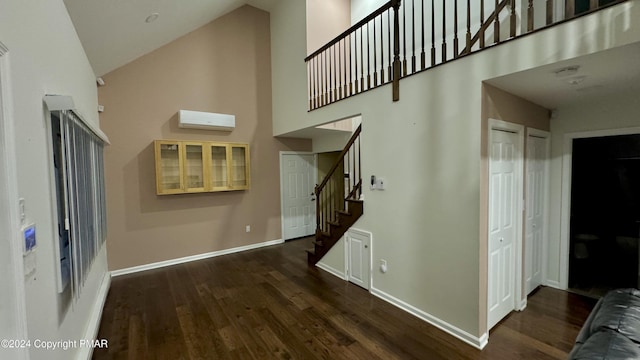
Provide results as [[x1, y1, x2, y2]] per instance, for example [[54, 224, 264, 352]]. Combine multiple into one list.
[[460, 0, 510, 56], [315, 124, 362, 235], [315, 124, 362, 194], [305, 2, 393, 62]]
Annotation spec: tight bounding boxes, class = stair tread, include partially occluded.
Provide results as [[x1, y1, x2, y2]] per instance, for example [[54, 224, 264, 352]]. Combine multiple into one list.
[[336, 210, 351, 216], [346, 199, 363, 204], [328, 220, 341, 226]]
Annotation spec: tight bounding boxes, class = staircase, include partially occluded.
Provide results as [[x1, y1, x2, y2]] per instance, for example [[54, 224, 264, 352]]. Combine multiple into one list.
[[307, 124, 363, 265]]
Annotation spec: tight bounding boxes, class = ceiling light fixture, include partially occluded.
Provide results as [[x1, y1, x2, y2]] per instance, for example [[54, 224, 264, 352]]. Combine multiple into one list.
[[145, 13, 159, 23], [554, 65, 580, 77]]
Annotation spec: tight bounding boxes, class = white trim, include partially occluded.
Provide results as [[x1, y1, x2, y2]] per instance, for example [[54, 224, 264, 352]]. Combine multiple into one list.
[[525, 128, 550, 294], [370, 286, 488, 350], [545, 280, 561, 289], [0, 43, 29, 358], [279, 151, 317, 241], [78, 272, 111, 360], [316, 261, 348, 280], [559, 126, 640, 289], [517, 298, 528, 312], [488, 119, 525, 328], [43, 95, 110, 144], [111, 239, 284, 277]]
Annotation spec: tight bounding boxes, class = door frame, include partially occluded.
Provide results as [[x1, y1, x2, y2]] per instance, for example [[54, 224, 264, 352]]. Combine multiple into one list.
[[279, 151, 318, 240], [525, 128, 550, 294], [487, 118, 525, 328], [559, 126, 640, 289], [0, 42, 29, 357]]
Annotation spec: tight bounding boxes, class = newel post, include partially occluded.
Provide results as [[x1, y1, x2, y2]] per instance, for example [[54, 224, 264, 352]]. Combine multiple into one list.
[[392, 0, 401, 102]]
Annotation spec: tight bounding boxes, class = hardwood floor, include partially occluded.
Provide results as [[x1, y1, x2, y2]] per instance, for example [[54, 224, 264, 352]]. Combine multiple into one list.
[[94, 237, 597, 359]]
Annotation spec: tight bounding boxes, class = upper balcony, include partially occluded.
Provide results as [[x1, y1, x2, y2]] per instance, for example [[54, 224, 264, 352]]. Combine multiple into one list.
[[305, 0, 628, 111]]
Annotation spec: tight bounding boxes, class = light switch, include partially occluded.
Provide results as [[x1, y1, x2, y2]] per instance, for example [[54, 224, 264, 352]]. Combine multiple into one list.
[[19, 198, 25, 224]]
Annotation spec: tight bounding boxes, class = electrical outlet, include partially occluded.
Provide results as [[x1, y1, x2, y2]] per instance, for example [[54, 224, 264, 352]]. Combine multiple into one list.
[[380, 259, 388, 273], [245, 225, 251, 233]]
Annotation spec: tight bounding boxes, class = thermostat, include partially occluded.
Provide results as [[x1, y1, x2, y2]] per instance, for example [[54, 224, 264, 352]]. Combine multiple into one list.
[[23, 224, 36, 253]]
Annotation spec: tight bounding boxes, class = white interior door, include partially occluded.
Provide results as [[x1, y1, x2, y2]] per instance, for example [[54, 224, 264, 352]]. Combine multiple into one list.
[[347, 229, 370, 290], [525, 132, 548, 295], [281, 153, 316, 240], [488, 128, 520, 329]]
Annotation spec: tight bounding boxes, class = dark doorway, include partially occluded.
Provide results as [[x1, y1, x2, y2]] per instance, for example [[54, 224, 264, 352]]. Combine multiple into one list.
[[569, 134, 640, 297]]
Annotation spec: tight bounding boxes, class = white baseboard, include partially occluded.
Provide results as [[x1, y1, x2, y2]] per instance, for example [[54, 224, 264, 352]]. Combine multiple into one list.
[[316, 261, 347, 280], [545, 280, 562, 289], [370, 286, 488, 350], [518, 298, 527, 311], [111, 239, 284, 277], [78, 272, 111, 360]]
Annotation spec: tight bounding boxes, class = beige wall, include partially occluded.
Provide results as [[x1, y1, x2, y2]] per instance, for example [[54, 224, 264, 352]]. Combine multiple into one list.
[[479, 83, 550, 333], [99, 5, 311, 271], [306, 0, 351, 54]]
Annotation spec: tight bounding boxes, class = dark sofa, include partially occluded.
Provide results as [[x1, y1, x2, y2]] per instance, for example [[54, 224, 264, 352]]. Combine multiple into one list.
[[569, 288, 640, 359]]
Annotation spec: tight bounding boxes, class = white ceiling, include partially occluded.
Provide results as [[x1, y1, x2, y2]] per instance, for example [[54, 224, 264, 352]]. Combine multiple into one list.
[[64, 0, 276, 76], [485, 41, 640, 109]]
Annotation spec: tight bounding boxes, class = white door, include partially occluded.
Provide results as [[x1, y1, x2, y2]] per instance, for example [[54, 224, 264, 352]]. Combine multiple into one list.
[[488, 129, 520, 329], [281, 153, 316, 240], [347, 229, 370, 290], [525, 133, 548, 295]]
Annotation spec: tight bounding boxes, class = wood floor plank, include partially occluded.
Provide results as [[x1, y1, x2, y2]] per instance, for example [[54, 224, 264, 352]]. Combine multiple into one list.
[[95, 237, 597, 359]]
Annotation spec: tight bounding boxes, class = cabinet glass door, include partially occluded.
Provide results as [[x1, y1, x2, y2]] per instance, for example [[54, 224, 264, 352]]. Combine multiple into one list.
[[184, 143, 205, 192], [210, 145, 228, 189], [231, 145, 249, 189], [156, 141, 183, 194]]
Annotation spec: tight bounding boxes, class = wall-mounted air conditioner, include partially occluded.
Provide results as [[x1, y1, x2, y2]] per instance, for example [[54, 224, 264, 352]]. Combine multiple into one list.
[[178, 110, 235, 131]]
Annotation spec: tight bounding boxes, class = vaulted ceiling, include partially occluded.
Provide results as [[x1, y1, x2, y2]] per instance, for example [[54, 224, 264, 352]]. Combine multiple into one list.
[[64, 0, 275, 76]]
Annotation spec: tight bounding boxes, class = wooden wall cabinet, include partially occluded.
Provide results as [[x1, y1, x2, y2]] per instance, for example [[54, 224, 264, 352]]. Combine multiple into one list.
[[154, 140, 250, 195]]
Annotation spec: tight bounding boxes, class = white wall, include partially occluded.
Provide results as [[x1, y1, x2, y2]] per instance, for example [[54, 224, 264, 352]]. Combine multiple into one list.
[[548, 89, 640, 288], [0, 44, 28, 360], [272, 0, 640, 342], [0, 1, 109, 359]]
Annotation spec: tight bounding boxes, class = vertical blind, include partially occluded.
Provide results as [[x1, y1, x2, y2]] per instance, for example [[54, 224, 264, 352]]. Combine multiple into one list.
[[50, 109, 107, 299]]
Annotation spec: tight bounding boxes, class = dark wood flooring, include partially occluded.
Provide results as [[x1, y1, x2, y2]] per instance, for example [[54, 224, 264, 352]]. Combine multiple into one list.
[[94, 237, 597, 359]]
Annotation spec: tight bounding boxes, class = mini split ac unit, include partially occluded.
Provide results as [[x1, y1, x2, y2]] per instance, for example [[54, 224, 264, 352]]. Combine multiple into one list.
[[178, 110, 235, 131]]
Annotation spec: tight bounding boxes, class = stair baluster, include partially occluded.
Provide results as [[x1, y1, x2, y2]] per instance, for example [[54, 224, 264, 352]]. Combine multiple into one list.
[[307, 125, 363, 265]]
